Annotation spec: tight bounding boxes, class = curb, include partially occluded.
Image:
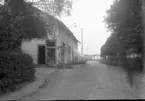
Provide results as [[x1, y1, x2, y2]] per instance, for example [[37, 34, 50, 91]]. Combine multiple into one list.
[[0, 70, 58, 100]]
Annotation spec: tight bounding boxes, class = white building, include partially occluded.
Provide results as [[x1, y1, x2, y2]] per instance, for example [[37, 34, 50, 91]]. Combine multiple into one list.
[[21, 12, 81, 65]]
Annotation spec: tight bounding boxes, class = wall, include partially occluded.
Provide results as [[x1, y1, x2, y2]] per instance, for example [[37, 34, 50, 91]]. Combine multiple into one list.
[[21, 39, 45, 64], [21, 21, 79, 65], [59, 29, 78, 49], [58, 28, 78, 63], [73, 49, 82, 62]]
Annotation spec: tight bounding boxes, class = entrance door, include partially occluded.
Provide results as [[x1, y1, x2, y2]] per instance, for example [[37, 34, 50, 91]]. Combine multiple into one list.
[[47, 48, 56, 64], [38, 45, 46, 64]]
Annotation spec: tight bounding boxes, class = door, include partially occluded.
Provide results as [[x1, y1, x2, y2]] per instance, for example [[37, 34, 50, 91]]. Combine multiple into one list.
[[38, 45, 46, 64], [47, 48, 56, 64]]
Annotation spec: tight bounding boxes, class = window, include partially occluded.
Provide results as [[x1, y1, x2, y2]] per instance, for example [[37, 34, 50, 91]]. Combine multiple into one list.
[[46, 40, 55, 47]]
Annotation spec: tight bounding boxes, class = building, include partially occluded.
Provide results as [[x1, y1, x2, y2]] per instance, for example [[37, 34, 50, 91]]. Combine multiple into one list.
[[3, 0, 81, 65], [2, 0, 81, 66], [21, 11, 81, 65]]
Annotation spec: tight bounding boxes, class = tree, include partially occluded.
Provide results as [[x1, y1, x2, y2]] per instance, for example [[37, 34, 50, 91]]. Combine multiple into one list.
[[0, 5, 25, 51], [31, 0, 73, 17], [100, 33, 124, 57], [0, 0, 72, 40], [2, 0, 72, 17], [104, 0, 144, 72], [104, 0, 143, 53], [0, 1, 47, 40]]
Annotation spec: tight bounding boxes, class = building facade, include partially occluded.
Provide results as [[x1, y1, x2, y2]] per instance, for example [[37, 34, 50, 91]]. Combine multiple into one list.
[[21, 14, 81, 65]]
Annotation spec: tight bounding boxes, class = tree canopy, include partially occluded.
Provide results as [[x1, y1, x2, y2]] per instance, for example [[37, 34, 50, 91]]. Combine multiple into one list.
[[101, 0, 143, 57], [1, 0, 72, 17], [31, 0, 73, 17]]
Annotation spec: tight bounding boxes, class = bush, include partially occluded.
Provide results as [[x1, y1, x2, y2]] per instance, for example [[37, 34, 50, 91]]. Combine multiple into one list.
[[123, 58, 143, 73], [0, 50, 35, 92], [0, 17, 24, 52]]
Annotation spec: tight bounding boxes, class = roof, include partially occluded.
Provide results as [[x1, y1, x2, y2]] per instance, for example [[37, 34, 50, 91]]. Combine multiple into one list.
[[57, 20, 80, 43], [27, 5, 80, 43], [34, 9, 80, 43], [1, 1, 79, 43], [74, 48, 81, 56]]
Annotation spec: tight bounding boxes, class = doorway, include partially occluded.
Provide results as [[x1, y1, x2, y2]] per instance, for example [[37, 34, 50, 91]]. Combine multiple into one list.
[[38, 45, 46, 64], [47, 48, 56, 64]]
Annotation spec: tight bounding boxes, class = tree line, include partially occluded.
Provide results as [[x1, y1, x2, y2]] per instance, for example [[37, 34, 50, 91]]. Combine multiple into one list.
[[101, 0, 144, 73]]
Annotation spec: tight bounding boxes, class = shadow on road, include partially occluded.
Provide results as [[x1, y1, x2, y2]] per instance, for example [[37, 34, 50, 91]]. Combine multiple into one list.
[[125, 71, 144, 99], [126, 72, 135, 87], [103, 62, 144, 98]]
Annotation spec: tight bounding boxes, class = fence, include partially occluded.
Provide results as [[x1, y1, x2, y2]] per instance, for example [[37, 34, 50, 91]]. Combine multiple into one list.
[[100, 53, 143, 73]]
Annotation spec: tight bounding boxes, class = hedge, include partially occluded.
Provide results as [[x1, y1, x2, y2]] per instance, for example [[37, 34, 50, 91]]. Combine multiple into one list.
[[0, 50, 35, 92]]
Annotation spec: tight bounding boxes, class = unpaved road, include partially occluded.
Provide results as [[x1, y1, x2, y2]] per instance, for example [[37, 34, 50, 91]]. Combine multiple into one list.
[[19, 61, 143, 100]]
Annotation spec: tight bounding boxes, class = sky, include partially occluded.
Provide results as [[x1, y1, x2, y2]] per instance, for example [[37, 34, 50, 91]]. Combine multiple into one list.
[[61, 0, 113, 55]]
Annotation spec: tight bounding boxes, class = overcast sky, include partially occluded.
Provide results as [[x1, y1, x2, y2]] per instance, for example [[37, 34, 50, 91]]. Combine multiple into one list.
[[61, 0, 113, 55]]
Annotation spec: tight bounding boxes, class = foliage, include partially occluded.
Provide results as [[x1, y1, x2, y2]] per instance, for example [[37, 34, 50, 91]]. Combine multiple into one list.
[[101, 33, 122, 56], [0, 14, 24, 52], [26, 0, 73, 17], [0, 1, 48, 40], [1, 0, 72, 17], [102, 0, 144, 72], [104, 0, 143, 54], [0, 50, 35, 92], [0, 0, 72, 40]]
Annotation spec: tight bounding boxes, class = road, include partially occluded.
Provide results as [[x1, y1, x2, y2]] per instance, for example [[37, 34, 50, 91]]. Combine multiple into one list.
[[19, 61, 143, 100]]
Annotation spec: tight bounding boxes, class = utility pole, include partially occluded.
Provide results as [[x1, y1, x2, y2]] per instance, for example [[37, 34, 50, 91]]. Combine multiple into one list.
[[81, 28, 83, 56], [87, 46, 88, 55]]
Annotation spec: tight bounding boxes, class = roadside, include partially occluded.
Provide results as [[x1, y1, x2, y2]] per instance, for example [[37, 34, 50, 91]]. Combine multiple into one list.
[[18, 63, 89, 100], [99, 59, 145, 99], [0, 67, 58, 100], [18, 62, 140, 100], [0, 64, 86, 100], [3, 62, 143, 100]]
